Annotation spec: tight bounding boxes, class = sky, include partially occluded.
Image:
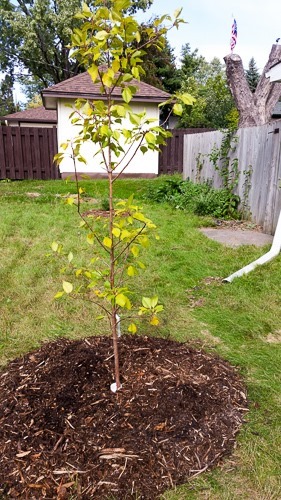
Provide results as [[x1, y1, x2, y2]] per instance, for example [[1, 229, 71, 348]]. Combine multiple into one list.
[[138, 0, 281, 72]]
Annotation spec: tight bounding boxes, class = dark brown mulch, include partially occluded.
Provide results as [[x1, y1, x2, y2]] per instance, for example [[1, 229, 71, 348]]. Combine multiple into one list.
[[0, 335, 248, 499]]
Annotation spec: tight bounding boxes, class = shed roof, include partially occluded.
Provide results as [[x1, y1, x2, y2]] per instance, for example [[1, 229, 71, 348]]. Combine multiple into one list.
[[42, 71, 171, 109]]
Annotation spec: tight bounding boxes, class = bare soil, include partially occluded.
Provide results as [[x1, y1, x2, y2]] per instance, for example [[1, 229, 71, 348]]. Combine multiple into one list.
[[0, 335, 248, 499]]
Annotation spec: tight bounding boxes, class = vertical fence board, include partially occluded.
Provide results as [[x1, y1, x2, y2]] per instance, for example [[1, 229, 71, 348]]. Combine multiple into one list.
[[0, 128, 7, 178]]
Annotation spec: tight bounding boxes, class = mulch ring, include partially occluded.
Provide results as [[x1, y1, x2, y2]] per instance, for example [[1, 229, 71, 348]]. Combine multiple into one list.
[[0, 335, 248, 499]]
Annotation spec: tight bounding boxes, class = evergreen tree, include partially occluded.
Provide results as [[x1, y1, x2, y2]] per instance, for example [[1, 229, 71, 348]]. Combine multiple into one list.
[[245, 57, 260, 92]]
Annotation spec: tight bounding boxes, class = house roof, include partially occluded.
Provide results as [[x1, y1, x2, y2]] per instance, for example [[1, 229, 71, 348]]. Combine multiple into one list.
[[3, 106, 57, 123], [42, 71, 171, 109]]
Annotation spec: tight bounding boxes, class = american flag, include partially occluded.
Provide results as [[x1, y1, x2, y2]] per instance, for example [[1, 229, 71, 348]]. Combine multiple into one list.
[[230, 19, 237, 51]]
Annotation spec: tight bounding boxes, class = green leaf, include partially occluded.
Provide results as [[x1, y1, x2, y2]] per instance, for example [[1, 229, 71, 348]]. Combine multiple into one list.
[[63, 281, 73, 294], [96, 315, 105, 320], [54, 291, 64, 299], [122, 87, 132, 104]]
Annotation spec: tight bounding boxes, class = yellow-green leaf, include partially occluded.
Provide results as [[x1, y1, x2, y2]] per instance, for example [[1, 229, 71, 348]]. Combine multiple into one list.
[[178, 92, 196, 106], [127, 265, 136, 277], [122, 87, 132, 104], [68, 252, 74, 263], [54, 291, 64, 299], [116, 293, 127, 307], [112, 59, 120, 73], [88, 65, 98, 82], [112, 227, 121, 238], [131, 245, 139, 257], [103, 237, 112, 248], [173, 103, 183, 116], [63, 281, 73, 294], [150, 315, 159, 326], [128, 323, 137, 333], [66, 197, 75, 205], [51, 241, 59, 252], [120, 229, 131, 240], [145, 131, 156, 144], [142, 296, 152, 309], [87, 233, 94, 245]]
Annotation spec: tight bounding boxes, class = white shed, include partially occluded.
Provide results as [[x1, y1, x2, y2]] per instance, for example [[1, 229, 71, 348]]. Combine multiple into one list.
[[42, 72, 171, 179]]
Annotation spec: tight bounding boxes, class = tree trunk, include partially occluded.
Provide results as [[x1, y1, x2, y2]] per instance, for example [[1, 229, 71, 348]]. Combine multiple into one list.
[[224, 45, 281, 127]]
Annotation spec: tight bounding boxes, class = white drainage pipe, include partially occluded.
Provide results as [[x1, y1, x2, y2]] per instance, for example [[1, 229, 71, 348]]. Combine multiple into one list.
[[223, 210, 281, 283]]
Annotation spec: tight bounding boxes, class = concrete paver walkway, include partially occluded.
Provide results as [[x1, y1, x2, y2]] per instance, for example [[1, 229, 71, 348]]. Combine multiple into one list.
[[200, 228, 273, 248]]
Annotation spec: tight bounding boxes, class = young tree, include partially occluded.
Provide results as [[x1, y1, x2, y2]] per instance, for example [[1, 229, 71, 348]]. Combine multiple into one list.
[[245, 57, 260, 92], [53, 0, 193, 391]]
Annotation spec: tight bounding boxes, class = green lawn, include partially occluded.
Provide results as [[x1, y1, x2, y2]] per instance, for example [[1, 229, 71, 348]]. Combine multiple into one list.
[[0, 179, 280, 499]]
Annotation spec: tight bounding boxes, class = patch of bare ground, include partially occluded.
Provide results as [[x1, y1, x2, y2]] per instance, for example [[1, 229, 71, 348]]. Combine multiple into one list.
[[264, 331, 281, 344], [0, 336, 248, 499]]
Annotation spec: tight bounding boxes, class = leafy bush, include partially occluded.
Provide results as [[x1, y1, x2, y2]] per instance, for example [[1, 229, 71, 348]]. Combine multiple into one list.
[[145, 177, 241, 219], [145, 175, 185, 202]]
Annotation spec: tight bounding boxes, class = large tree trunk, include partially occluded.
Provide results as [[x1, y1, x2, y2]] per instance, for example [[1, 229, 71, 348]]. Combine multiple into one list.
[[224, 45, 281, 127]]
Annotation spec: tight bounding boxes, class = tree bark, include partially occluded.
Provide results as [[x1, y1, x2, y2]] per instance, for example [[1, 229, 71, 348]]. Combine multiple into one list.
[[224, 45, 281, 127]]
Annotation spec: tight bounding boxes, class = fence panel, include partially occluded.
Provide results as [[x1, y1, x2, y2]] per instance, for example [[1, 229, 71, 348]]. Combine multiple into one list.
[[0, 126, 59, 180], [159, 128, 214, 175], [183, 121, 281, 234]]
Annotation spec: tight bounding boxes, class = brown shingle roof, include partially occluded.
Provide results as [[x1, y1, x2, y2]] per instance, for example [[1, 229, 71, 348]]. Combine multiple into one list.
[[4, 106, 57, 123], [42, 71, 171, 107]]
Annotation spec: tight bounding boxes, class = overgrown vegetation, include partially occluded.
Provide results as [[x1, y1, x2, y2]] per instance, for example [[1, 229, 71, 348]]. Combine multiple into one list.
[[145, 175, 241, 219], [0, 179, 280, 498]]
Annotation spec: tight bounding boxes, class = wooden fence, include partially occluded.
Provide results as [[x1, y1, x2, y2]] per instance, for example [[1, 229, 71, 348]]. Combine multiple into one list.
[[159, 128, 214, 175], [183, 120, 281, 234], [0, 126, 59, 180]]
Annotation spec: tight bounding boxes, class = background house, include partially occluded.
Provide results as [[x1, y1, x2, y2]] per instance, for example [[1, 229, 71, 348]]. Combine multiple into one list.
[[2, 107, 57, 128], [42, 72, 171, 179]]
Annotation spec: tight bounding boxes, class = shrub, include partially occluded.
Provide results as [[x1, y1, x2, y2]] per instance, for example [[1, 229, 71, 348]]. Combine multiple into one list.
[[145, 177, 241, 219]]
